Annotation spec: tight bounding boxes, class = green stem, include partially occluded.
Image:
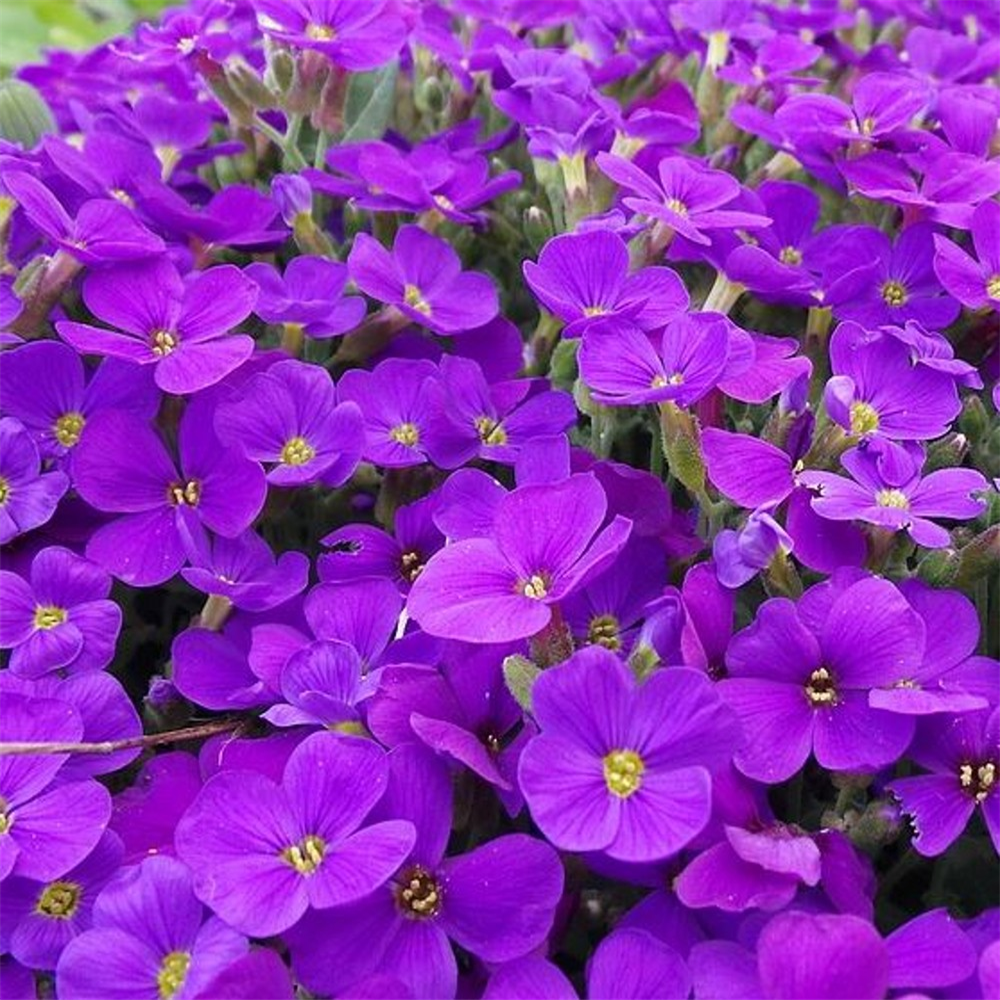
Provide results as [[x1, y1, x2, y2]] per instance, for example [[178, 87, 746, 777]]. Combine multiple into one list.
[[253, 114, 307, 170]]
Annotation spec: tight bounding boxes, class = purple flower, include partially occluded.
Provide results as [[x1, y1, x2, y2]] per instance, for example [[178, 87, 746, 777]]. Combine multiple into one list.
[[579, 314, 731, 407], [174, 732, 416, 937], [522, 230, 688, 336], [889, 707, 999, 857], [0, 831, 123, 970], [933, 199, 1000, 312], [0, 691, 112, 883], [0, 546, 121, 678], [336, 358, 438, 468], [0, 341, 159, 464], [55, 855, 247, 1000], [179, 528, 310, 612], [713, 507, 793, 589], [0, 417, 69, 544], [214, 359, 364, 486], [287, 745, 564, 1000], [824, 321, 961, 441], [253, 0, 408, 70], [407, 474, 631, 643], [519, 647, 740, 862], [348, 225, 499, 334], [822, 223, 960, 330], [72, 403, 267, 587], [191, 950, 295, 1000], [596, 153, 770, 245], [245, 257, 366, 340], [720, 577, 922, 782], [56, 257, 258, 395], [800, 442, 987, 548], [4, 171, 164, 266]]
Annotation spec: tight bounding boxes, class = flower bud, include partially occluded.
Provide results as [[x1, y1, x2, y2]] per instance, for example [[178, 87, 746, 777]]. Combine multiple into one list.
[[916, 547, 960, 587], [0, 79, 55, 149], [415, 76, 446, 116], [266, 47, 296, 95], [524, 206, 555, 253], [925, 432, 969, 472], [959, 395, 989, 443], [225, 56, 278, 110], [503, 654, 542, 713]]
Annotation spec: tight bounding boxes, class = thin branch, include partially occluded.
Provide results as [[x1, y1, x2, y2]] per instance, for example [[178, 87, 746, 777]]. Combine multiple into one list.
[[0, 718, 247, 756]]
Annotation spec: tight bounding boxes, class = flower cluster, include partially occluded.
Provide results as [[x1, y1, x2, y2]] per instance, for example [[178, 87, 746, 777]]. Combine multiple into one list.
[[0, 0, 998, 998]]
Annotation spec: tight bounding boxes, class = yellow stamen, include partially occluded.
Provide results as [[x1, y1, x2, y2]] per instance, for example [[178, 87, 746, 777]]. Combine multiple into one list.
[[587, 614, 621, 651], [403, 284, 432, 317], [521, 574, 549, 600], [779, 246, 803, 266], [389, 422, 420, 447], [281, 834, 326, 875], [881, 280, 907, 307], [33, 605, 67, 630], [395, 865, 442, 918], [603, 749, 644, 798], [849, 401, 880, 436], [157, 951, 191, 1000], [805, 666, 837, 706], [280, 436, 315, 466], [151, 330, 178, 356], [54, 411, 86, 448], [35, 880, 81, 919], [875, 488, 909, 509]]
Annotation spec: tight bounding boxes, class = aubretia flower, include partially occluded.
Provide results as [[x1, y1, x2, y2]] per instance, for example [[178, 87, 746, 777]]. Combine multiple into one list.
[[800, 443, 987, 548], [348, 225, 499, 334], [407, 474, 631, 643], [56, 257, 258, 395], [0, 691, 112, 883], [713, 507, 793, 589], [0, 546, 121, 678], [888, 708, 1000, 857], [72, 405, 266, 586], [522, 229, 689, 336], [0, 340, 159, 463], [721, 577, 922, 782], [0, 831, 123, 970], [0, 417, 69, 543], [175, 732, 416, 937], [253, 0, 407, 70], [55, 854, 247, 1000], [519, 647, 740, 862], [933, 199, 1000, 312], [578, 314, 730, 407], [214, 359, 364, 487], [596, 152, 770, 245], [4, 171, 164, 266], [245, 257, 366, 340], [287, 746, 564, 1000]]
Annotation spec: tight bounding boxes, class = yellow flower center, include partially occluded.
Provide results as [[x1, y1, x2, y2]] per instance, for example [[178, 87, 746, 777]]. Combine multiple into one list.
[[0, 806, 10, 835], [520, 574, 549, 600], [281, 834, 326, 875], [395, 865, 442, 919], [157, 951, 191, 1000], [474, 416, 508, 446], [587, 614, 621, 651], [603, 749, 645, 798], [881, 280, 908, 307], [779, 245, 803, 266], [54, 411, 86, 447], [33, 605, 67, 630], [666, 197, 688, 217], [280, 436, 315, 466], [151, 330, 179, 356], [875, 488, 910, 509], [36, 880, 82, 919], [986, 275, 1000, 300], [805, 666, 837, 706], [306, 22, 337, 40], [849, 401, 880, 436], [583, 305, 608, 317], [0, 475, 9, 505], [403, 284, 432, 317], [399, 550, 424, 583], [389, 422, 420, 447], [168, 479, 201, 506], [860, 115, 876, 135], [433, 193, 455, 212], [959, 761, 996, 803]]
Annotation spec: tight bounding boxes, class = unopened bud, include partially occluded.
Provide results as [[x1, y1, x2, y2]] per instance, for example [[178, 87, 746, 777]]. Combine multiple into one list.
[[524, 206, 554, 253], [925, 432, 969, 472], [959, 395, 989, 443], [916, 547, 960, 587], [503, 654, 542, 713], [0, 79, 56, 149], [225, 56, 278, 110], [415, 76, 446, 116]]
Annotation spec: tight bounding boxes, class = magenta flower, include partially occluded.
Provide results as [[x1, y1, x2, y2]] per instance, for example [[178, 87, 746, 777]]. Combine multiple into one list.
[[348, 225, 499, 334], [721, 577, 921, 783], [72, 404, 266, 587], [245, 257, 366, 340], [800, 442, 987, 548], [175, 733, 416, 937], [213, 359, 364, 487], [55, 855, 248, 1000], [933, 199, 1000, 312], [0, 546, 121, 678], [596, 153, 770, 245], [407, 475, 631, 643], [522, 229, 688, 336], [519, 647, 740, 862], [0, 417, 69, 544], [889, 708, 1000, 857], [56, 257, 258, 395]]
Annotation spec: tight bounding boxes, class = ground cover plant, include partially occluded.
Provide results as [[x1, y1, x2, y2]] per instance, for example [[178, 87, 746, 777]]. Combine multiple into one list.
[[0, 0, 998, 997]]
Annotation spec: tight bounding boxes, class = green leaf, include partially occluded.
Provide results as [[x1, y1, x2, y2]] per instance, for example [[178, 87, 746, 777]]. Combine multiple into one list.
[[341, 62, 398, 144]]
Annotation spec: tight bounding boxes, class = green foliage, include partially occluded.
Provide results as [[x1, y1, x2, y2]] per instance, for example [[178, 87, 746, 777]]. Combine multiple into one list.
[[0, 0, 175, 74]]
